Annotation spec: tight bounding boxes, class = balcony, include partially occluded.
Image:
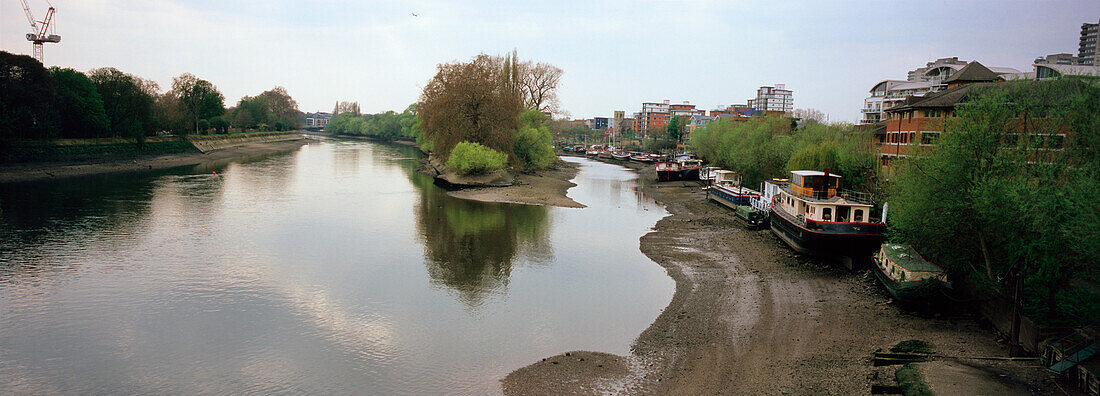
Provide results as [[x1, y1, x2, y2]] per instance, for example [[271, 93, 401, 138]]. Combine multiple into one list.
[[861, 108, 881, 113]]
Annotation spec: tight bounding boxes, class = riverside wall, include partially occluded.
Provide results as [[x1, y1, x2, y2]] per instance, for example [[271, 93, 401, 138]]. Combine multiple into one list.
[[186, 131, 305, 153]]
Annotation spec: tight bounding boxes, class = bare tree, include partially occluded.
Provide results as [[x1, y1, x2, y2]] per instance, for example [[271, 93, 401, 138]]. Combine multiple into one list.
[[519, 62, 562, 114], [333, 101, 360, 116], [793, 108, 827, 123]]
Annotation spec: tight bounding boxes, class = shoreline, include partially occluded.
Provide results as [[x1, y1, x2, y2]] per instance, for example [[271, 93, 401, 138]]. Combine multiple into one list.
[[0, 138, 312, 184], [443, 160, 584, 208], [502, 155, 1051, 394]]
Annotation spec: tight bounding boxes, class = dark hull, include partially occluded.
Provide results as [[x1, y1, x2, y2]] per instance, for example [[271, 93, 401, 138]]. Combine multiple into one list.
[[679, 168, 700, 180], [871, 264, 951, 302], [769, 208, 885, 267], [656, 170, 679, 182], [707, 187, 756, 208]]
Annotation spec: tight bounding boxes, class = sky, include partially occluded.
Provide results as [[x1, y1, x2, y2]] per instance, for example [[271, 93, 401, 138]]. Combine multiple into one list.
[[3, 1, 1098, 123]]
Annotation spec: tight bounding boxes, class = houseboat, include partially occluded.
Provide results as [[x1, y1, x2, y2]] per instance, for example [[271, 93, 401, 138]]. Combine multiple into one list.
[[655, 161, 680, 181], [769, 170, 886, 268], [873, 243, 952, 303], [677, 158, 703, 180], [700, 166, 721, 183], [706, 170, 761, 208]]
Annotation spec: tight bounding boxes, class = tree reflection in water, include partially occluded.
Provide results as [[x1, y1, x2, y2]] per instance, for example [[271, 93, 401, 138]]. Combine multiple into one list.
[[409, 172, 552, 307]]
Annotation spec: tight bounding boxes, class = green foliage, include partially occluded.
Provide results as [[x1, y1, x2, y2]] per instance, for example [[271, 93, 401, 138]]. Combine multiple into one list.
[[888, 79, 1100, 326], [324, 104, 420, 140], [196, 119, 211, 134], [891, 340, 931, 354], [690, 116, 877, 191], [447, 141, 507, 175], [419, 54, 523, 159], [0, 51, 57, 140], [895, 364, 934, 396], [88, 67, 156, 142], [513, 109, 556, 170], [667, 115, 684, 142], [209, 116, 230, 134], [1, 139, 197, 163], [50, 67, 111, 138], [171, 73, 225, 133]]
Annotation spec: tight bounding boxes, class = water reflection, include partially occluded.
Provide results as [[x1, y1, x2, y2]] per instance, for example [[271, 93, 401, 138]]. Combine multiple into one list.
[[409, 171, 552, 307]]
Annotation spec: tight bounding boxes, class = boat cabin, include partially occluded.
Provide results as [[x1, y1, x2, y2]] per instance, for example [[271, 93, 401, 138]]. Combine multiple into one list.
[[711, 170, 742, 187], [776, 170, 875, 224], [679, 159, 703, 170], [876, 244, 948, 283]]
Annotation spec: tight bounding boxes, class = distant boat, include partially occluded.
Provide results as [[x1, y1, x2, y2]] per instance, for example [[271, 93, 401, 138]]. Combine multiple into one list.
[[677, 158, 702, 180], [769, 170, 885, 268], [873, 243, 952, 303], [612, 152, 631, 160], [631, 154, 655, 163]]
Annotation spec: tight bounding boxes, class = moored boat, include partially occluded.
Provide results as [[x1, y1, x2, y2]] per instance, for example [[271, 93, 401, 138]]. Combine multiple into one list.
[[768, 170, 885, 268], [873, 243, 952, 303], [612, 152, 631, 160], [706, 170, 760, 208], [678, 158, 703, 180], [631, 154, 655, 162], [655, 161, 680, 182]]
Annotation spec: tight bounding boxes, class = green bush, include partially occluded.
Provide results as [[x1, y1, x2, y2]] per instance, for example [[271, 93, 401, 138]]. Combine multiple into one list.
[[447, 141, 507, 175], [895, 363, 934, 396], [513, 109, 556, 170]]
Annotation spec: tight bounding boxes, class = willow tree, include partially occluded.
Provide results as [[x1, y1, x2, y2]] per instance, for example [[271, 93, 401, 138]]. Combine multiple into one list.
[[419, 54, 523, 159], [889, 79, 1100, 325]]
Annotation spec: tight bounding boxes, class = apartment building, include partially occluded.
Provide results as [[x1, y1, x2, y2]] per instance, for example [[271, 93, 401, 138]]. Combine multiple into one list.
[[1035, 53, 1080, 65], [753, 84, 793, 113], [631, 100, 703, 137], [304, 112, 333, 130], [860, 58, 1021, 124], [1080, 19, 1099, 65]]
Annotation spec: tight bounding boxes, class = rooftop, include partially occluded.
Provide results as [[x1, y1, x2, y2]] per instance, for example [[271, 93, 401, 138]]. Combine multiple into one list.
[[791, 170, 842, 178], [881, 244, 944, 273]]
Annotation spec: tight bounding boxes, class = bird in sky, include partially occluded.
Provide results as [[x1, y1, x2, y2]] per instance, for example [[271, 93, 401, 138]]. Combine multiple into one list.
[[411, 12, 419, 17]]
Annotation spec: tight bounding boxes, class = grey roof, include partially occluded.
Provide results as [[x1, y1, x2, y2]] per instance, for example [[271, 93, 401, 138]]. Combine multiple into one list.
[[943, 62, 1002, 84], [1036, 63, 1100, 76], [791, 170, 842, 178], [884, 82, 999, 112]]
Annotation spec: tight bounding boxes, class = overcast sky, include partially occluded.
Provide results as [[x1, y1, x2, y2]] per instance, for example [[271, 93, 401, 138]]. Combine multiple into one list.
[[3, 1, 1098, 122]]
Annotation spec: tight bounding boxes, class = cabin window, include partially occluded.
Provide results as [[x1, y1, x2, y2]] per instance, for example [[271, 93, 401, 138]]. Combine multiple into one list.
[[822, 207, 832, 221], [854, 209, 864, 222]]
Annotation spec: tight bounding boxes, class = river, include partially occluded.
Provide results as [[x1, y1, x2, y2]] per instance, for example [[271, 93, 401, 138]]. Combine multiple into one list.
[[0, 138, 673, 394]]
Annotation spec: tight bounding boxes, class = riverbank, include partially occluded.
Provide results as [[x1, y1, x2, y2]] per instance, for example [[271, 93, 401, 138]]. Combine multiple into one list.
[[0, 134, 312, 184], [503, 155, 1054, 395], [444, 160, 583, 208]]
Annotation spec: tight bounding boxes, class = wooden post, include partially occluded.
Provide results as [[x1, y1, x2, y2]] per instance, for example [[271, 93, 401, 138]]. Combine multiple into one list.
[[1009, 270, 1024, 356]]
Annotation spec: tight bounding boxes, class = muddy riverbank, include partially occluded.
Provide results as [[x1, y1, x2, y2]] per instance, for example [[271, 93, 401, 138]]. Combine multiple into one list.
[[0, 138, 312, 184], [443, 160, 583, 208], [503, 155, 1054, 395]]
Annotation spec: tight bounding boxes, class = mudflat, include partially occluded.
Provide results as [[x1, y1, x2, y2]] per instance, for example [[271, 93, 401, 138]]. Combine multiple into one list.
[[444, 160, 584, 208], [502, 156, 1050, 395], [0, 139, 311, 184]]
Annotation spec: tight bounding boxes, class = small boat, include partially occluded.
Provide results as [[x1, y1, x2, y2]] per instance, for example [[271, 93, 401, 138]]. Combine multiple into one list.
[[597, 150, 614, 159], [631, 154, 655, 162], [612, 152, 631, 160], [655, 161, 680, 181], [768, 170, 886, 269], [873, 244, 952, 303], [706, 170, 767, 228]]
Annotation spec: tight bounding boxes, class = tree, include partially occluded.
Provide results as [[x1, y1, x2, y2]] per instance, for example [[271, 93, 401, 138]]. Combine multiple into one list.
[[209, 116, 230, 134], [259, 86, 300, 129], [513, 109, 556, 170], [519, 61, 562, 114], [0, 51, 57, 140], [333, 101, 360, 115], [793, 108, 827, 123], [152, 93, 187, 134], [232, 95, 270, 130], [171, 73, 225, 133], [50, 67, 110, 138], [889, 79, 1100, 325], [419, 54, 523, 158], [667, 115, 684, 142], [88, 67, 156, 141]]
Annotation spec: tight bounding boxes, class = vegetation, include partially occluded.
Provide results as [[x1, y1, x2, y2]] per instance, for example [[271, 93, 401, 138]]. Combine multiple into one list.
[[447, 141, 508, 175], [888, 79, 1100, 326], [895, 364, 934, 396], [689, 116, 876, 191], [1, 50, 303, 156], [513, 109, 556, 170], [418, 52, 562, 169], [666, 115, 684, 143], [324, 104, 420, 141]]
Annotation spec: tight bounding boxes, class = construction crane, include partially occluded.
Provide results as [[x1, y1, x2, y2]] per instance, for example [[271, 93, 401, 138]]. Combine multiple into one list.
[[19, 0, 61, 64]]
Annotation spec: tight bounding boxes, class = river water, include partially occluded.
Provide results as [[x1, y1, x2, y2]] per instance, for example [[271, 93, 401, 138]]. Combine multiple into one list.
[[0, 138, 673, 394]]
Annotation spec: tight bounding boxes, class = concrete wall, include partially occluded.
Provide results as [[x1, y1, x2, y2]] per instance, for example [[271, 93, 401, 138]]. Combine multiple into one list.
[[187, 131, 304, 153]]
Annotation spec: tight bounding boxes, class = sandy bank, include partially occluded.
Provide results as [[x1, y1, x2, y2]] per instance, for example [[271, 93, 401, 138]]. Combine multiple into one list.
[[0, 138, 312, 184], [503, 155, 1053, 395], [444, 160, 584, 208]]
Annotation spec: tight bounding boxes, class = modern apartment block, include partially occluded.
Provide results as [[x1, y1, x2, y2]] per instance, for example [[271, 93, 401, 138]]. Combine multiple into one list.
[[1035, 53, 1080, 65], [631, 100, 702, 137], [860, 58, 1021, 124], [304, 112, 333, 130], [1080, 19, 1099, 65], [753, 84, 793, 113]]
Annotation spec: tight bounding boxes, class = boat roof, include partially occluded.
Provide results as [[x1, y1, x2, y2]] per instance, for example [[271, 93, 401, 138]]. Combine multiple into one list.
[[881, 244, 943, 272], [791, 170, 842, 178], [712, 169, 736, 174]]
